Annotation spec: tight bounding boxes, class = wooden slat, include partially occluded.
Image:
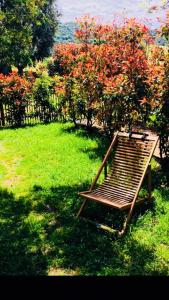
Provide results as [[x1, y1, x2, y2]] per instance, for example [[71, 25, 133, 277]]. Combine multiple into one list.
[[91, 191, 130, 202], [102, 188, 135, 199], [94, 184, 135, 197], [117, 142, 152, 152], [82, 192, 130, 208], [118, 137, 153, 145], [91, 193, 130, 205], [117, 145, 150, 155], [118, 132, 156, 141], [106, 177, 140, 188], [107, 169, 142, 180], [111, 160, 145, 170], [109, 176, 142, 185], [108, 176, 141, 187], [116, 149, 150, 159], [80, 193, 123, 208], [103, 181, 137, 192], [109, 164, 144, 175], [112, 157, 146, 169], [109, 164, 144, 176], [98, 181, 136, 191], [90, 133, 118, 191], [91, 186, 131, 198], [104, 179, 137, 190], [118, 137, 152, 144], [107, 173, 139, 184], [114, 153, 147, 164], [108, 164, 143, 175], [115, 149, 149, 159], [115, 146, 149, 156], [79, 192, 154, 211], [119, 136, 159, 233], [98, 186, 136, 198], [92, 189, 134, 201], [118, 142, 153, 151]]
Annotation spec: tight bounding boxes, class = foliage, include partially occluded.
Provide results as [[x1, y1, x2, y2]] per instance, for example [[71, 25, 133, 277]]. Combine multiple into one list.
[[54, 22, 167, 46], [0, 64, 58, 126], [50, 15, 169, 157], [0, 0, 59, 74], [32, 71, 55, 123], [146, 11, 169, 159], [0, 70, 31, 126], [1, 12, 169, 158], [161, 10, 169, 41], [52, 16, 153, 131], [31, 0, 60, 61], [146, 47, 169, 158]]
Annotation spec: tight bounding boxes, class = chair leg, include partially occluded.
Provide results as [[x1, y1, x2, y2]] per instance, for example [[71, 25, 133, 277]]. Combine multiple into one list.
[[118, 203, 135, 236], [118, 216, 131, 236], [76, 199, 88, 218]]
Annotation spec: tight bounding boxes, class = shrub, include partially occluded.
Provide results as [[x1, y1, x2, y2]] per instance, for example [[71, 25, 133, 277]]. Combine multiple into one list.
[[52, 16, 153, 131], [0, 71, 31, 126], [32, 72, 55, 123]]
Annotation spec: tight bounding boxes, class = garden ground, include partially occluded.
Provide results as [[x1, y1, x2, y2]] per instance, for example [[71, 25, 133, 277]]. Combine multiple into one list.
[[0, 122, 168, 275]]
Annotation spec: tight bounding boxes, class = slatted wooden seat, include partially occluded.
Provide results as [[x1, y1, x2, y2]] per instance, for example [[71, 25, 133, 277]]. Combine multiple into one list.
[[77, 132, 159, 236]]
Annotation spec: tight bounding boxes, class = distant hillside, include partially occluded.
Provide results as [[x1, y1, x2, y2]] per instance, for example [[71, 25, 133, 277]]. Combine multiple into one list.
[[54, 23, 168, 46], [55, 22, 78, 43], [150, 30, 167, 46]]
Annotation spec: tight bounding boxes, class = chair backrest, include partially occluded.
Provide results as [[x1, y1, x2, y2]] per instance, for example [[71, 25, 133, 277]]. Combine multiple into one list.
[[103, 132, 158, 202]]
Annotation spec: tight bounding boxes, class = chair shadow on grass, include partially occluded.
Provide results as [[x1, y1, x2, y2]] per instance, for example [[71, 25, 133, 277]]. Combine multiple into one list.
[[0, 178, 168, 276]]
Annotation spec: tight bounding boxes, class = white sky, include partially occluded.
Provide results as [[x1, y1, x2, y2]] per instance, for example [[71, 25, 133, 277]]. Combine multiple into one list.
[[57, 0, 167, 28]]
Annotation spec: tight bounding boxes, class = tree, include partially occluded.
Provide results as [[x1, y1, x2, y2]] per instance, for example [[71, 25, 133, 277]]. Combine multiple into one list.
[[0, 0, 60, 74], [161, 10, 169, 41], [31, 0, 60, 61]]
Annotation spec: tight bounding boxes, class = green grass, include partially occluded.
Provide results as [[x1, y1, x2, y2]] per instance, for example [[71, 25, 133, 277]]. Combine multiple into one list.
[[0, 122, 168, 275]]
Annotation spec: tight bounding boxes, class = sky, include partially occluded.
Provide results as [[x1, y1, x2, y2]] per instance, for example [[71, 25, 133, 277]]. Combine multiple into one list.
[[57, 0, 167, 28]]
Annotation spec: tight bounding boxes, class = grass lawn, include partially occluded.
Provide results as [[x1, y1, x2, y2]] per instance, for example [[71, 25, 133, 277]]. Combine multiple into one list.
[[0, 122, 168, 275]]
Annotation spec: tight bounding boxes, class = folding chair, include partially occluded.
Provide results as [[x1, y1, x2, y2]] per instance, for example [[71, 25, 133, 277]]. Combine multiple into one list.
[[77, 131, 159, 236]]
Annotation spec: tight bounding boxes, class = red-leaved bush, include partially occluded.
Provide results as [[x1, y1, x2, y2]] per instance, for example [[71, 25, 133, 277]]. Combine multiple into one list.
[[0, 70, 31, 126]]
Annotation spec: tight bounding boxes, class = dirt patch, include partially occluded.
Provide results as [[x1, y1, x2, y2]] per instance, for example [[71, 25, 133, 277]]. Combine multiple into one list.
[[1, 156, 23, 188], [0, 143, 5, 152], [48, 267, 79, 276], [3, 175, 22, 188]]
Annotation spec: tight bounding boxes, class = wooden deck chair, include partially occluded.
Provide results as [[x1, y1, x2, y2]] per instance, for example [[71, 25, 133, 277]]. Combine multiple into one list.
[[77, 131, 159, 236]]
